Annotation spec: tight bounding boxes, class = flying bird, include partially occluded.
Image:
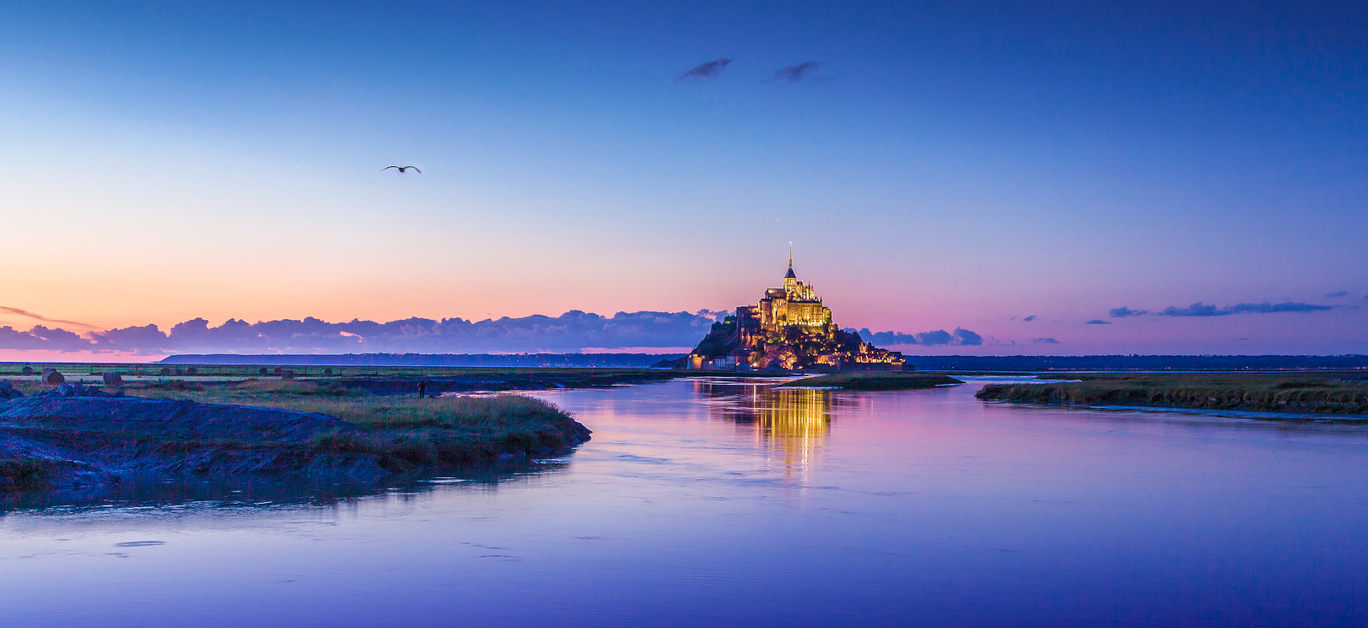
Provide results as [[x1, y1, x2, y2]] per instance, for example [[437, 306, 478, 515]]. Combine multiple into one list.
[[382, 165, 422, 174]]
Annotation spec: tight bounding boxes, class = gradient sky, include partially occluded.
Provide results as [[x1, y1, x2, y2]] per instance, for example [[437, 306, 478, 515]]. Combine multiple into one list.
[[1, 1, 1366, 356]]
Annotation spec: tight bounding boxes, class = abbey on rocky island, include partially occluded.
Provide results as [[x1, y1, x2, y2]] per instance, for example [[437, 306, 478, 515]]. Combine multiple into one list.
[[686, 249, 906, 370]]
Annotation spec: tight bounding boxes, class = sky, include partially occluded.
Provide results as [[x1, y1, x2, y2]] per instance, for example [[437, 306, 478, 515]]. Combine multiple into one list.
[[1, 1, 1366, 358]]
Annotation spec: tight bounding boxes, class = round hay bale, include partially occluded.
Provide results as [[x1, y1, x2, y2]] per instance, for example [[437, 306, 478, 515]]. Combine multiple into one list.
[[102, 372, 124, 387], [159, 367, 172, 376], [258, 367, 268, 375], [322, 368, 334, 376], [186, 367, 198, 376], [281, 370, 295, 380], [42, 370, 65, 386]]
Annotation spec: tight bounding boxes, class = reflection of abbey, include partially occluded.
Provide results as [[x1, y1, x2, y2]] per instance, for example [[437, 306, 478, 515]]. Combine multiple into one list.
[[686, 250, 906, 370]]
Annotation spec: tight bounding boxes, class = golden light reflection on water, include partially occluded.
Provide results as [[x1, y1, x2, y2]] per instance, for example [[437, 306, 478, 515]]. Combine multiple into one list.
[[695, 380, 842, 479]]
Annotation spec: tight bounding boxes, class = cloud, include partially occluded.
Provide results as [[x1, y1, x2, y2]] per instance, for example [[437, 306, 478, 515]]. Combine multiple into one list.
[[0, 306, 97, 329], [1021, 315, 1037, 322], [1160, 301, 1332, 317], [1033, 337, 1061, 344], [855, 327, 983, 347], [954, 328, 983, 345], [0, 326, 52, 351], [694, 309, 732, 322], [1, 311, 992, 355], [772, 61, 821, 82], [1109, 307, 1148, 318], [1226, 302, 1333, 314], [89, 324, 170, 353], [1, 311, 730, 355], [1108, 301, 1336, 319], [677, 58, 733, 82], [1085, 319, 1111, 325], [1161, 302, 1222, 317], [25, 325, 91, 351], [1326, 291, 1349, 298]]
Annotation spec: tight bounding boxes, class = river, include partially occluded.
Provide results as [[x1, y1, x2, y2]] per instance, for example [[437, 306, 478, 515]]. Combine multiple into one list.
[[2, 377, 1366, 626]]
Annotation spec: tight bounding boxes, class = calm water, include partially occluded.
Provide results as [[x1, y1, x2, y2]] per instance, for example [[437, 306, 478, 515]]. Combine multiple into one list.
[[3, 377, 1368, 626]]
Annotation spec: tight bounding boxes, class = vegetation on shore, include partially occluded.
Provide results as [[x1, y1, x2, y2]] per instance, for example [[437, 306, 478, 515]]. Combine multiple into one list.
[[786, 372, 963, 391], [121, 379, 592, 470], [976, 372, 1368, 417], [0, 379, 593, 496]]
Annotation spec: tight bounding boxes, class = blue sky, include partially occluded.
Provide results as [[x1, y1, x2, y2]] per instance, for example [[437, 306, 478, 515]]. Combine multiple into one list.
[[0, 1, 1365, 355]]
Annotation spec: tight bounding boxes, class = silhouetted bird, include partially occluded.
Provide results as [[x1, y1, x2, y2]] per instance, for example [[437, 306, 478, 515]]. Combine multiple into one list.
[[382, 165, 422, 174]]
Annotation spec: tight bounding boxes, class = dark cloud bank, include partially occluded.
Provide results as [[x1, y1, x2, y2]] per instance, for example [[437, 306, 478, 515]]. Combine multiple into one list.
[[773, 61, 821, 82], [677, 58, 732, 81], [0, 311, 983, 355], [1109, 301, 1333, 319], [853, 328, 982, 347]]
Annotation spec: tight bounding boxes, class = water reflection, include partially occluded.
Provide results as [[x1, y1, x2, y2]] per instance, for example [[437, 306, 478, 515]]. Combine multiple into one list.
[[7, 379, 1368, 626], [694, 380, 843, 478]]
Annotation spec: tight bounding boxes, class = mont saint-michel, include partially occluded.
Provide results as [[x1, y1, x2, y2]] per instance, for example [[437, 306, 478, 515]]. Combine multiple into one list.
[[683, 251, 906, 370]]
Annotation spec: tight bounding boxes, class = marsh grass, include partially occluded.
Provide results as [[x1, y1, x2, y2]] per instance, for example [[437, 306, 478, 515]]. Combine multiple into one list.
[[120, 379, 587, 469], [977, 373, 1368, 416], [127, 378, 361, 403]]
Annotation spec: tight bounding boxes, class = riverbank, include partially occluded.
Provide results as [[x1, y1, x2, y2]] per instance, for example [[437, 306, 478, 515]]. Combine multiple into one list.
[[786, 372, 963, 390], [975, 372, 1368, 417], [0, 380, 590, 500]]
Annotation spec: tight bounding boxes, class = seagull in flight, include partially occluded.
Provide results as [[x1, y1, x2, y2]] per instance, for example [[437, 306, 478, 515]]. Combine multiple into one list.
[[382, 165, 422, 174]]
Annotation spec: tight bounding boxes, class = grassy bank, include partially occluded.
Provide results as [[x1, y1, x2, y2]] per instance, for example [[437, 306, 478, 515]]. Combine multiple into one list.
[[118, 379, 589, 470], [786, 372, 963, 391], [976, 372, 1368, 417]]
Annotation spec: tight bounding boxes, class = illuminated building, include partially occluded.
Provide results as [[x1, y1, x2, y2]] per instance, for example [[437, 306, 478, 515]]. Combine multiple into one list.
[[686, 247, 906, 370]]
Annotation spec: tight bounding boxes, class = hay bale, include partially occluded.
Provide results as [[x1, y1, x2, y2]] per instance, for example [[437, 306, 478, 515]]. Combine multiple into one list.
[[322, 368, 334, 376], [258, 367, 269, 376], [281, 370, 295, 380], [102, 373, 124, 387], [42, 369, 65, 386], [159, 367, 172, 376], [21, 366, 33, 375], [186, 367, 198, 376]]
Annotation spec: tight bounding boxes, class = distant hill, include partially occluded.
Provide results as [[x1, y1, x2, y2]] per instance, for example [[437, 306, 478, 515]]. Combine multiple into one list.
[[160, 353, 684, 368]]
